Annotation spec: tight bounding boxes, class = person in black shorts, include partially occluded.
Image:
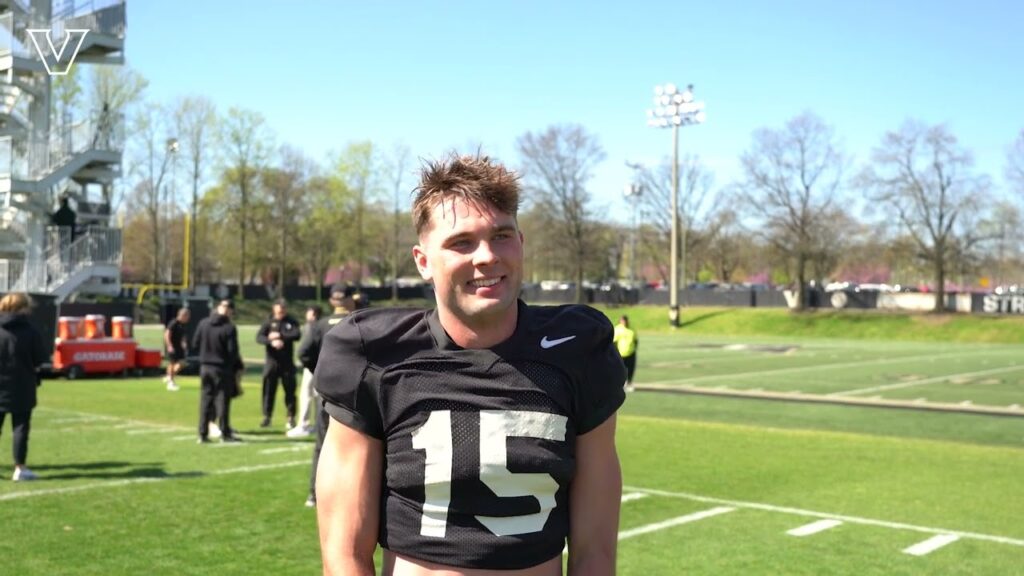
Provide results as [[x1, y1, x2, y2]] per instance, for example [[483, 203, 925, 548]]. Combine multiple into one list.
[[191, 300, 244, 443], [314, 153, 627, 575], [163, 308, 190, 391]]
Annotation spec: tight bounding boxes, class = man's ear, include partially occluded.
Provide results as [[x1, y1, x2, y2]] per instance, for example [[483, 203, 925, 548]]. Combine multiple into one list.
[[412, 244, 431, 281]]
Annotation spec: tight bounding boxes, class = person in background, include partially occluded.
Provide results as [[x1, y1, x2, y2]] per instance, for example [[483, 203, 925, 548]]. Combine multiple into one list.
[[0, 293, 47, 481], [291, 304, 323, 438], [299, 285, 358, 506], [163, 308, 191, 391], [256, 299, 302, 429], [192, 299, 244, 444], [50, 195, 77, 240], [613, 315, 639, 392]]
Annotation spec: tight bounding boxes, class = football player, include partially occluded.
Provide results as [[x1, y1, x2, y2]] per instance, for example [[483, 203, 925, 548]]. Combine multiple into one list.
[[315, 152, 626, 575]]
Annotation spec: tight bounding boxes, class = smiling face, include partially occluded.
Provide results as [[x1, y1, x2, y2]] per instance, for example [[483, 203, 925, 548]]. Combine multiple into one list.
[[413, 196, 524, 337]]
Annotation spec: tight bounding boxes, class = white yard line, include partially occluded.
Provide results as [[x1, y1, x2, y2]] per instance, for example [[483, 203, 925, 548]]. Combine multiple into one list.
[[618, 507, 736, 541], [787, 519, 843, 537], [623, 485, 1024, 548], [36, 407, 191, 433], [620, 493, 650, 503], [0, 460, 307, 502], [642, 349, 1018, 388], [259, 445, 309, 455], [903, 534, 960, 556], [125, 428, 184, 435], [828, 365, 1024, 397]]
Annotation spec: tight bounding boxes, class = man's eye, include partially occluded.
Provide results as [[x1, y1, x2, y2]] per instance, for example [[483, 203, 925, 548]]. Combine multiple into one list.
[[494, 233, 511, 241]]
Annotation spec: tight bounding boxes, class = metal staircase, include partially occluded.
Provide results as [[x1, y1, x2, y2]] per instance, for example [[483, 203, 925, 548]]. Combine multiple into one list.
[[0, 0, 126, 301]]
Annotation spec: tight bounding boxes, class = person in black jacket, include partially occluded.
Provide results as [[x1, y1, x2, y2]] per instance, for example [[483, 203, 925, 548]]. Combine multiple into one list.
[[300, 285, 358, 507], [256, 299, 301, 429], [0, 293, 47, 481], [290, 305, 323, 438], [191, 299, 244, 443]]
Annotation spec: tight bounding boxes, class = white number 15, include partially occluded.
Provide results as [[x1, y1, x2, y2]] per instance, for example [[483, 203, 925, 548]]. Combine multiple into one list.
[[410, 410, 568, 538]]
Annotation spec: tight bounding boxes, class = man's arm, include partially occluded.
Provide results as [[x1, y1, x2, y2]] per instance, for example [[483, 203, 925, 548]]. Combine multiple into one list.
[[163, 325, 174, 351], [317, 417, 383, 576], [190, 321, 204, 353], [567, 414, 621, 576], [255, 320, 271, 345]]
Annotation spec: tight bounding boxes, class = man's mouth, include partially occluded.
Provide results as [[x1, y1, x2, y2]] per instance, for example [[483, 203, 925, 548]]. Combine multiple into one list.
[[469, 277, 502, 288]]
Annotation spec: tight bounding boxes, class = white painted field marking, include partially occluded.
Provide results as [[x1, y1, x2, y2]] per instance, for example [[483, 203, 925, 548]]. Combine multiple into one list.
[[903, 534, 960, 556], [787, 519, 843, 536], [642, 349, 1016, 388], [829, 365, 1024, 397], [125, 428, 182, 435], [623, 485, 1024, 548], [0, 460, 307, 502], [36, 407, 191, 433], [259, 445, 309, 455], [618, 507, 736, 541]]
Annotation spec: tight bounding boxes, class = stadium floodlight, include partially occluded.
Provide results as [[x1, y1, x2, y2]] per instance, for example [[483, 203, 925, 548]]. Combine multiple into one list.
[[646, 82, 706, 327]]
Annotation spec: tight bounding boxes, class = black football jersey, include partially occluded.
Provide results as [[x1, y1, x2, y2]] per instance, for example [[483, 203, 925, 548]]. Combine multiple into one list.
[[314, 300, 626, 570]]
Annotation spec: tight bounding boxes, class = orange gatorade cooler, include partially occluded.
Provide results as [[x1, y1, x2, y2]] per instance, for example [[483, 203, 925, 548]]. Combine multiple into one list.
[[58, 316, 83, 340], [111, 316, 133, 339], [84, 314, 106, 339]]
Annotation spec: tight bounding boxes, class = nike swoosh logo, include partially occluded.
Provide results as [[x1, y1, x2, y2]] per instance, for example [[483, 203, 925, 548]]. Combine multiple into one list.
[[540, 335, 576, 349]]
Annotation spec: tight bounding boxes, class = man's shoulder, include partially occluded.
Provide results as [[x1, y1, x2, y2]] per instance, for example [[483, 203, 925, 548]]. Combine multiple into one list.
[[322, 307, 432, 362], [525, 303, 612, 334]]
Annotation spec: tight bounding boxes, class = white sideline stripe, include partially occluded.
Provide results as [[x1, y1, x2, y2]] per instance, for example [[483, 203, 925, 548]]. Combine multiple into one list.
[[36, 407, 190, 432], [642, 349, 1017, 388], [787, 519, 843, 536], [0, 460, 308, 502], [903, 534, 960, 556], [618, 507, 736, 541], [829, 365, 1024, 397], [623, 485, 1024, 548], [125, 428, 182, 435], [620, 493, 649, 503], [260, 445, 309, 454]]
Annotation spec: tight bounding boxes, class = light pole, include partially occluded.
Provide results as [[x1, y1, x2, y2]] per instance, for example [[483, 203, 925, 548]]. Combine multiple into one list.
[[623, 183, 642, 287], [647, 83, 705, 327]]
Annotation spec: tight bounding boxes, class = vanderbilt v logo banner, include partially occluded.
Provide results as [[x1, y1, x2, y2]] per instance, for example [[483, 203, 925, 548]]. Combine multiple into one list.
[[26, 28, 89, 76]]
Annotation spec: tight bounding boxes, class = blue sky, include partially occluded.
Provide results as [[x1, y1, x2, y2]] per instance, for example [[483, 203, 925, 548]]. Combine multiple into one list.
[[126, 0, 1024, 219]]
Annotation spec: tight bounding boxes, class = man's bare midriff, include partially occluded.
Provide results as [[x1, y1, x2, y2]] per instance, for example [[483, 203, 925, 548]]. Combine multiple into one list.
[[383, 550, 563, 576]]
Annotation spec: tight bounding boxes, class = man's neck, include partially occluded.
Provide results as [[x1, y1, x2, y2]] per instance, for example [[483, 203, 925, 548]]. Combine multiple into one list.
[[438, 304, 518, 349]]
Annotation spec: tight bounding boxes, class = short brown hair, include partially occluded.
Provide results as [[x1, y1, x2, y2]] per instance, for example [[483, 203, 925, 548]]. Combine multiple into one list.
[[412, 152, 520, 236], [0, 292, 33, 314]]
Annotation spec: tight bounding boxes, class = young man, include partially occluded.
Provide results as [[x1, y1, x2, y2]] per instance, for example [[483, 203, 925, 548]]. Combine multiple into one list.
[[163, 308, 191, 391], [613, 315, 639, 392], [256, 300, 301, 429], [192, 300, 244, 443], [315, 153, 626, 575]]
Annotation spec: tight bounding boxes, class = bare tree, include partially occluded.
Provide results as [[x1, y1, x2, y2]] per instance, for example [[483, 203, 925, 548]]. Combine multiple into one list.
[[517, 125, 605, 303], [221, 107, 272, 296], [126, 104, 175, 283], [174, 96, 217, 288], [737, 112, 846, 310], [860, 121, 990, 311], [627, 155, 718, 287], [1008, 129, 1024, 195]]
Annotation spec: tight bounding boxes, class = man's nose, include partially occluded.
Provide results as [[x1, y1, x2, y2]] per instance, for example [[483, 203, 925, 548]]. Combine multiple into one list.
[[472, 240, 499, 266]]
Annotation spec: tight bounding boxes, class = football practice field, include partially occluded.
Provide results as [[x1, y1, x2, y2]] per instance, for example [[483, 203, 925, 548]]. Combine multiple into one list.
[[1, 326, 1022, 574]]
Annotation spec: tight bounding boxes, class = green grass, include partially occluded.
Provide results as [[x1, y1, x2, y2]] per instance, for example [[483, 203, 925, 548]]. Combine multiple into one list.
[[10, 309, 1023, 574], [593, 305, 1024, 343]]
